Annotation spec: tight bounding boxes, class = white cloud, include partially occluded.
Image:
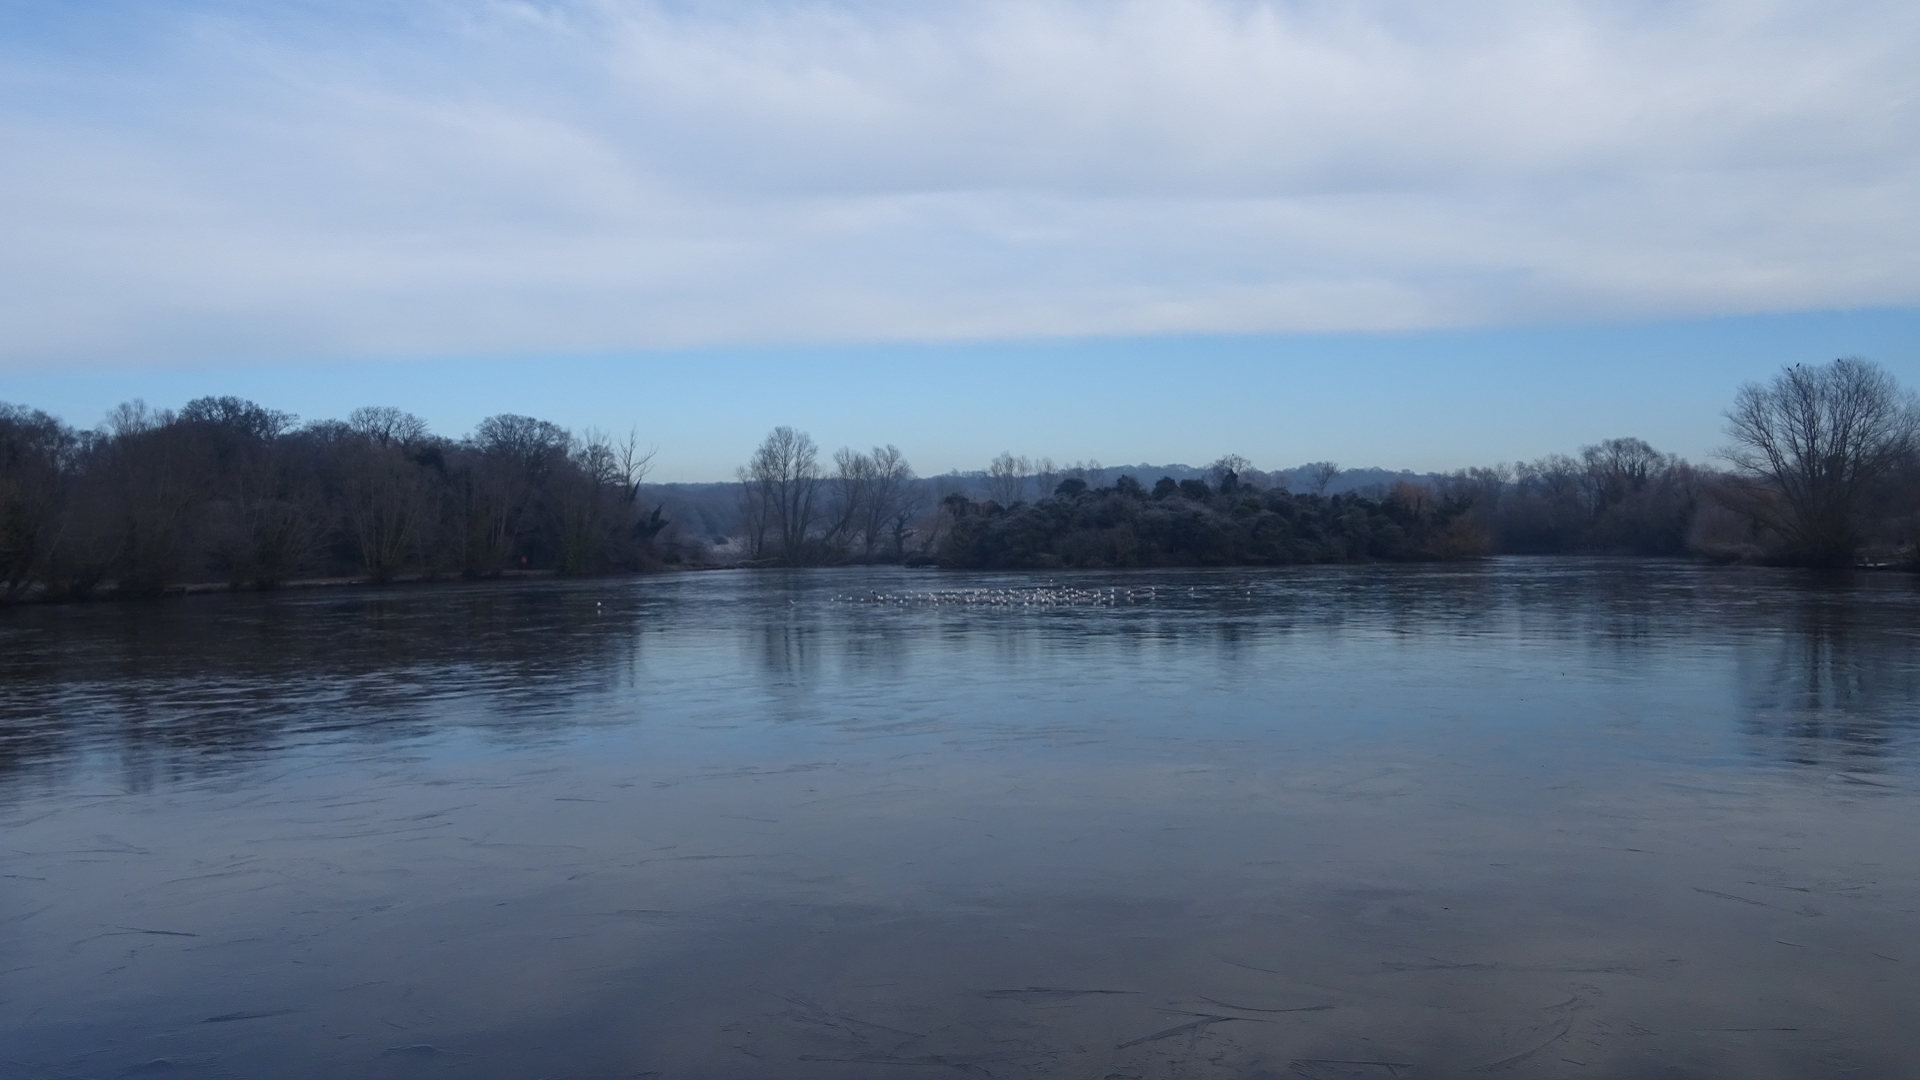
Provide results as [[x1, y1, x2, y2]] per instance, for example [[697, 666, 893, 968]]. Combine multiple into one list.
[[1, 0, 1916, 367]]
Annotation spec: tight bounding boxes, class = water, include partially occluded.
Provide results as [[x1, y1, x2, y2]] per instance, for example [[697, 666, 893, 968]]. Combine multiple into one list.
[[2, 560, 1918, 1079]]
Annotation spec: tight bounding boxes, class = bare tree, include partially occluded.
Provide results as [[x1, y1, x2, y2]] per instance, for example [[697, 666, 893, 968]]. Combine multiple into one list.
[[462, 414, 569, 575], [177, 396, 321, 587], [858, 445, 915, 560], [1304, 461, 1342, 496], [103, 399, 168, 438], [824, 446, 874, 556], [0, 405, 73, 600], [1581, 437, 1670, 512], [613, 429, 656, 507], [552, 429, 619, 575], [735, 463, 768, 559], [343, 437, 430, 582], [1061, 459, 1104, 486], [610, 430, 667, 561], [740, 427, 821, 564], [1240, 467, 1280, 490], [1724, 358, 1919, 564], [1506, 453, 1588, 551], [1209, 454, 1252, 491], [89, 400, 204, 595], [1032, 457, 1059, 499], [986, 452, 1029, 506], [349, 406, 428, 448]]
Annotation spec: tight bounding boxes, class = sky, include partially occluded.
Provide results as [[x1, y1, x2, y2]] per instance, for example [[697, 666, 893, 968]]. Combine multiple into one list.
[[3, 0, 1918, 481]]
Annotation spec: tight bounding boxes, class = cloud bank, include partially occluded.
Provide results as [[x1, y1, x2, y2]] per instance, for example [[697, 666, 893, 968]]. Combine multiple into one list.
[[2, 0, 1917, 367]]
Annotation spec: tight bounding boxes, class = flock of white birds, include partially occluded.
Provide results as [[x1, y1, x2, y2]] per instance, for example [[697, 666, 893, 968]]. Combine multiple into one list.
[[829, 585, 1256, 608]]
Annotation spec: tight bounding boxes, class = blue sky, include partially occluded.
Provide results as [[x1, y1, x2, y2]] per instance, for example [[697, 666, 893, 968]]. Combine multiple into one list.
[[4, 1, 1918, 480], [13, 308, 1918, 482]]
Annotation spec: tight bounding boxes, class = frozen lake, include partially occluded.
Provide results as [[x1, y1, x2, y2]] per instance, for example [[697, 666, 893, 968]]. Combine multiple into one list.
[[3, 560, 1918, 1078]]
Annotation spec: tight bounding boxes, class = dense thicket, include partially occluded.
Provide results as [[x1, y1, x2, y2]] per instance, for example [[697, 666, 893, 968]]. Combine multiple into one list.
[[0, 398, 664, 599], [934, 475, 1482, 569]]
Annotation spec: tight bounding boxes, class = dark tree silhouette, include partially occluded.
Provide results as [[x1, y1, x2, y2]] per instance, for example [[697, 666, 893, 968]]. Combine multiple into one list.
[[1724, 358, 1918, 565]]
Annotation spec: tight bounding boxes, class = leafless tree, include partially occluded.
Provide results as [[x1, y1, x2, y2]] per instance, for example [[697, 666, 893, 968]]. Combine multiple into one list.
[[608, 430, 666, 561], [462, 414, 569, 575], [175, 397, 319, 587], [986, 452, 1029, 506], [735, 463, 768, 559], [858, 445, 916, 560], [1304, 461, 1342, 496], [552, 430, 618, 574], [740, 426, 821, 564], [89, 401, 205, 595], [823, 446, 874, 556], [1512, 453, 1588, 548], [1209, 454, 1252, 490], [613, 429, 656, 507], [0, 405, 73, 599], [1582, 437, 1671, 511], [343, 437, 430, 582], [105, 399, 169, 439], [1061, 459, 1104, 486], [349, 406, 428, 448], [1724, 358, 1919, 564], [1032, 457, 1059, 499]]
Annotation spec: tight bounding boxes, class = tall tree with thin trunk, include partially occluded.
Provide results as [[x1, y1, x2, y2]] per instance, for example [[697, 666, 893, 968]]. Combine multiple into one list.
[[858, 445, 915, 561], [740, 427, 821, 564], [986, 452, 1029, 506], [823, 446, 873, 557]]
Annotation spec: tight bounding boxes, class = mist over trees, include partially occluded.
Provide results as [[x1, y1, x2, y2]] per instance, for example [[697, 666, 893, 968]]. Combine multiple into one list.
[[0, 397, 666, 599]]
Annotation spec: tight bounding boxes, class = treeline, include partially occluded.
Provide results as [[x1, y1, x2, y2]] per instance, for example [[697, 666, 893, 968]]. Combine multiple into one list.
[[6, 359, 1915, 597], [725, 431, 1717, 569], [0, 397, 665, 600], [730, 432, 1486, 569], [1445, 437, 1700, 556], [922, 441, 1690, 569], [734, 358, 1919, 570]]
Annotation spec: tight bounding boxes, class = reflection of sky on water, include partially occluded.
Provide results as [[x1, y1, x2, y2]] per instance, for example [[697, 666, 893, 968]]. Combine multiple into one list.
[[2, 560, 1918, 1077]]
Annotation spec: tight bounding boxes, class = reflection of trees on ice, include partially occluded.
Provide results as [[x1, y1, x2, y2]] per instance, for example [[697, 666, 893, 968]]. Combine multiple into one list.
[[1737, 592, 1920, 768]]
